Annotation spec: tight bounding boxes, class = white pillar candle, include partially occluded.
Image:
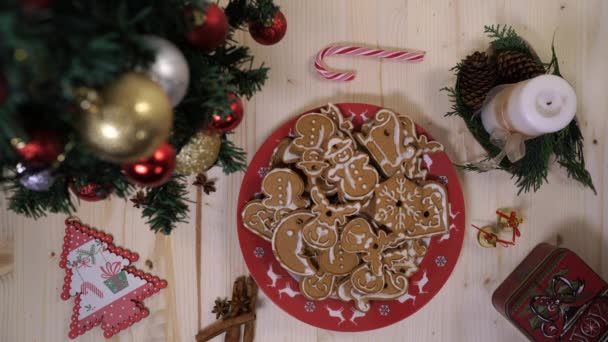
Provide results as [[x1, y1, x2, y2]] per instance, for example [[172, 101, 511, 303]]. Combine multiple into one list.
[[481, 75, 577, 137]]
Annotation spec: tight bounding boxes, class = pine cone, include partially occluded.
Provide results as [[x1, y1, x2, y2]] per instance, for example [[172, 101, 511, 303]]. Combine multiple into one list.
[[457, 51, 497, 111], [496, 50, 545, 83]]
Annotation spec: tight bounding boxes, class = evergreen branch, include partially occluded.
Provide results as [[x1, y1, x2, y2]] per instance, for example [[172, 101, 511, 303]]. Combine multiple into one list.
[[553, 121, 596, 194], [217, 135, 246, 174], [484, 24, 539, 62], [7, 177, 75, 219], [546, 36, 562, 77], [140, 175, 190, 235]]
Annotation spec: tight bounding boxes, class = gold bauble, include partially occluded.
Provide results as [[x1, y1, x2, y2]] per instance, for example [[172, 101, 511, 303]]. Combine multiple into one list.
[[79, 72, 173, 163], [175, 131, 221, 174]]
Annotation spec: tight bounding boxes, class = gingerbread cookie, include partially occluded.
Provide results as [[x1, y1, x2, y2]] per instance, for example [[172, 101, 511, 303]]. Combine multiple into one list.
[[241, 199, 276, 241], [373, 173, 448, 238], [302, 187, 360, 249], [317, 244, 360, 276], [261, 168, 309, 210], [322, 104, 356, 143], [296, 149, 328, 178], [324, 136, 378, 201], [270, 138, 293, 167], [272, 211, 317, 276], [301, 272, 336, 301], [240, 104, 452, 311], [355, 110, 418, 178], [336, 269, 409, 313], [288, 112, 337, 155], [402, 134, 444, 180]]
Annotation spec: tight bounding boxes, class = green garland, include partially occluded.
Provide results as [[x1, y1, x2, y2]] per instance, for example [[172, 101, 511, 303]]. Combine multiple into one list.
[[443, 25, 595, 195], [0, 0, 279, 233]]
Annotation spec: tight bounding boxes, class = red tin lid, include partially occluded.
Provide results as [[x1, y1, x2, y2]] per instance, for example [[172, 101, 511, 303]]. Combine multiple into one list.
[[493, 243, 608, 341]]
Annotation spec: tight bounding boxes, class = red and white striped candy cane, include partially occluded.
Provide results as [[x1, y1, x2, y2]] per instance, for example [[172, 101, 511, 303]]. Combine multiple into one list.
[[314, 45, 425, 81], [81, 281, 104, 298]]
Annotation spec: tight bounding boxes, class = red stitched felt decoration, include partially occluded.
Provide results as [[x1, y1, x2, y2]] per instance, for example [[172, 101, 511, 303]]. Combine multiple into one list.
[[59, 218, 167, 339]]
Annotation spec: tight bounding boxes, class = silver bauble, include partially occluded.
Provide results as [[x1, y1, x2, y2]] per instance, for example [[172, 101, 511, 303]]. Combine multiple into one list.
[[143, 35, 190, 107], [17, 164, 56, 191]]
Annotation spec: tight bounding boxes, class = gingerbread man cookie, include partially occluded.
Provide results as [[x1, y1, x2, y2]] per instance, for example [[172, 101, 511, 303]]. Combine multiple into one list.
[[317, 244, 360, 276], [325, 136, 378, 201], [288, 112, 337, 155], [261, 168, 309, 210], [272, 211, 317, 276]]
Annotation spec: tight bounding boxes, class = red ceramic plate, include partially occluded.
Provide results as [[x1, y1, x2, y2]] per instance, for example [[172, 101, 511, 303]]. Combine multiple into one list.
[[237, 103, 465, 332]]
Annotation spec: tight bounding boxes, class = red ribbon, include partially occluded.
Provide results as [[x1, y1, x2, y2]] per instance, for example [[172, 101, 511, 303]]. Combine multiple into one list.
[[100, 261, 122, 279]]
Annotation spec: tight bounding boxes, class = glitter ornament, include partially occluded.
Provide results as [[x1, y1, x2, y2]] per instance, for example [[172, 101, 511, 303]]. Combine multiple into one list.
[[175, 131, 221, 175]]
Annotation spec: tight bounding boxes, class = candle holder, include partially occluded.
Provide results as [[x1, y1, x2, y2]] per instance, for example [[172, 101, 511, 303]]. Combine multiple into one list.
[[443, 25, 595, 194]]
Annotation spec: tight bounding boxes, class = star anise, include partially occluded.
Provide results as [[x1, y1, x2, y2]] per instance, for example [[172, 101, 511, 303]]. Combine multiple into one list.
[[211, 297, 231, 319], [193, 173, 216, 195], [130, 190, 147, 208]]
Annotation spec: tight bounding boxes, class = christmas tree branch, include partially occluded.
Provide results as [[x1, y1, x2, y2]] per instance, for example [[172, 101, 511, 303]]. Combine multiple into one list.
[[141, 175, 190, 235]]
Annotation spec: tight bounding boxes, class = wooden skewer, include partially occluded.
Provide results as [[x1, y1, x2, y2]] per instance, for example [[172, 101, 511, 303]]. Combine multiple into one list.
[[196, 313, 256, 342]]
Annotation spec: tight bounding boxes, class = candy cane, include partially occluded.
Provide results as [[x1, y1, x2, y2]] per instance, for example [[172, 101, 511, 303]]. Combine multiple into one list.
[[314, 45, 425, 81], [81, 281, 104, 298]]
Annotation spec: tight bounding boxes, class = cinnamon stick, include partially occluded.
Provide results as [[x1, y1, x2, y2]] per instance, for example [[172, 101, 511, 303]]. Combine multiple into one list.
[[225, 276, 247, 342], [243, 276, 259, 342], [196, 313, 256, 342]]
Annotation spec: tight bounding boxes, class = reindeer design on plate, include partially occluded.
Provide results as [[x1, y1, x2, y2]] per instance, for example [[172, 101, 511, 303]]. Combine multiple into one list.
[[325, 305, 346, 326], [266, 264, 282, 288], [414, 271, 429, 294], [349, 308, 367, 325], [278, 282, 300, 299]]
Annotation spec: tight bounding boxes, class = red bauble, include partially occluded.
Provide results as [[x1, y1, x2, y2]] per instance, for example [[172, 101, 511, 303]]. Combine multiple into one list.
[[71, 182, 113, 202], [209, 93, 243, 132], [186, 3, 228, 51], [248, 10, 287, 45], [122, 143, 176, 187], [14, 129, 64, 166]]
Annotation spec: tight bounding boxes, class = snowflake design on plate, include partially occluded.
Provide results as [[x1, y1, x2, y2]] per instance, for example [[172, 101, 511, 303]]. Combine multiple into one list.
[[253, 247, 265, 258], [379, 304, 390, 316], [304, 301, 316, 313], [435, 255, 447, 267], [437, 176, 448, 186], [258, 166, 269, 178]]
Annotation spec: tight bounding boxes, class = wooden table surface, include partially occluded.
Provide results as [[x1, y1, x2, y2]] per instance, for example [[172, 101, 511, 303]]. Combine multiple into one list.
[[1, 1, 607, 341]]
